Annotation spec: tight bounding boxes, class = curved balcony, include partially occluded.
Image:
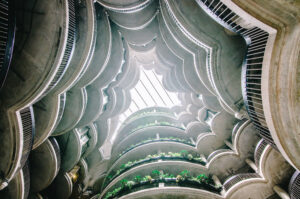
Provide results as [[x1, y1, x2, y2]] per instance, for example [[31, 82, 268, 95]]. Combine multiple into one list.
[[223, 173, 261, 192], [29, 138, 61, 193], [118, 17, 158, 52], [57, 127, 91, 172], [160, 1, 217, 96], [0, 106, 34, 189], [113, 125, 188, 156], [162, 0, 247, 115], [81, 123, 98, 158], [53, 87, 88, 136], [113, 137, 195, 163], [105, 150, 205, 188], [196, 111, 237, 156], [42, 0, 76, 96], [201, 95, 223, 113], [0, 163, 30, 199], [74, 4, 112, 88], [31, 0, 96, 148], [0, 0, 16, 89], [124, 107, 175, 125], [155, 37, 192, 93], [186, 121, 210, 140], [102, 169, 221, 199], [32, 92, 66, 149], [254, 139, 269, 167], [99, 0, 158, 30], [196, 0, 277, 148], [116, 116, 182, 143], [76, 86, 104, 128], [289, 170, 300, 199], [0, 0, 71, 109], [47, 172, 73, 199]]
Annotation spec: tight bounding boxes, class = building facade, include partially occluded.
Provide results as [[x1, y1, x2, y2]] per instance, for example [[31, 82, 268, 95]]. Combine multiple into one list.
[[0, 0, 299, 198]]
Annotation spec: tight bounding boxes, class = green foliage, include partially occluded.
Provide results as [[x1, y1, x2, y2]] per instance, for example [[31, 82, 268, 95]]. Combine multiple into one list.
[[119, 137, 194, 158], [180, 150, 188, 156], [108, 151, 205, 186], [104, 170, 216, 199], [129, 122, 185, 135], [180, 170, 191, 179], [120, 179, 128, 188], [152, 170, 161, 177], [134, 175, 142, 183]]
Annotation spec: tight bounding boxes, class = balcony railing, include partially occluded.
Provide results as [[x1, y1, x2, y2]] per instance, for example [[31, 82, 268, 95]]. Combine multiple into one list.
[[49, 137, 61, 173], [118, 137, 195, 159], [289, 170, 300, 199], [0, 0, 16, 89], [254, 139, 268, 167], [206, 149, 231, 162], [196, 0, 277, 149], [223, 173, 260, 191], [103, 170, 220, 199], [105, 151, 205, 188], [42, 0, 76, 95], [19, 106, 35, 169], [23, 162, 30, 199]]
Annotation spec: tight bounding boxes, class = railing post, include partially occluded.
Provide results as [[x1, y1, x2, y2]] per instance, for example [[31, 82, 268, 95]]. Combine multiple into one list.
[[273, 185, 290, 199], [245, 158, 258, 172], [212, 175, 225, 196], [224, 140, 234, 150], [200, 154, 207, 162]]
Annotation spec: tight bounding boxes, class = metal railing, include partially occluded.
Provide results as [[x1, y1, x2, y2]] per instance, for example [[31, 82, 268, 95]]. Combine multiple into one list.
[[22, 162, 30, 199], [196, 0, 277, 149], [254, 139, 268, 167], [0, 0, 16, 89], [289, 170, 300, 199], [49, 137, 61, 174], [19, 106, 35, 169], [206, 149, 231, 162], [43, 0, 76, 95], [223, 173, 260, 191]]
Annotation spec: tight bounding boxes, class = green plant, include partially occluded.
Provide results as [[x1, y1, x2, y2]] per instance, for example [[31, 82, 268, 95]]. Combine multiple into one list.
[[120, 179, 128, 188], [126, 181, 135, 189], [180, 170, 190, 179], [104, 170, 217, 199], [187, 154, 193, 160], [134, 175, 142, 183], [152, 170, 161, 178]]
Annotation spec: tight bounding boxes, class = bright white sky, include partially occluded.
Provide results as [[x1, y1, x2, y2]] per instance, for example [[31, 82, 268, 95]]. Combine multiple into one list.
[[118, 66, 181, 122]]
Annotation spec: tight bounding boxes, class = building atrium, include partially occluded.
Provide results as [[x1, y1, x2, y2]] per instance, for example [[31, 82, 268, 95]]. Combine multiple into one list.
[[0, 0, 299, 198]]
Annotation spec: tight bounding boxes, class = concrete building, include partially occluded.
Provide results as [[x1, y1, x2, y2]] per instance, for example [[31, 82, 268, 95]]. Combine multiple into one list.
[[0, 0, 299, 198]]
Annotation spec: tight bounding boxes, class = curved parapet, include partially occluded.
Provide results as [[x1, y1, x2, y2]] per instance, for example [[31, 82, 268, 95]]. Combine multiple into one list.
[[289, 170, 300, 199], [0, 106, 35, 189], [0, 163, 30, 199], [32, 0, 97, 149], [0, 0, 16, 89], [118, 187, 223, 199], [53, 87, 87, 136], [29, 138, 61, 192]]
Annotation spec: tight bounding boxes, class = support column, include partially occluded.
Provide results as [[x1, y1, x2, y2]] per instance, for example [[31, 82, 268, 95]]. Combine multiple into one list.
[[245, 158, 258, 172], [273, 185, 290, 199], [224, 140, 234, 150], [200, 154, 207, 162], [212, 175, 225, 196]]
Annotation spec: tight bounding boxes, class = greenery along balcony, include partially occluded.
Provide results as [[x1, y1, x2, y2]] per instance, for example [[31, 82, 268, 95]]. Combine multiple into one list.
[[128, 121, 185, 135], [124, 107, 175, 124], [118, 137, 195, 158], [103, 170, 222, 199], [105, 150, 205, 187]]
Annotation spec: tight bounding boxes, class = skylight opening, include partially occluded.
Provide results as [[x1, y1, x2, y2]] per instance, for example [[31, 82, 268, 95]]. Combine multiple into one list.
[[123, 66, 181, 120], [111, 66, 181, 142]]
